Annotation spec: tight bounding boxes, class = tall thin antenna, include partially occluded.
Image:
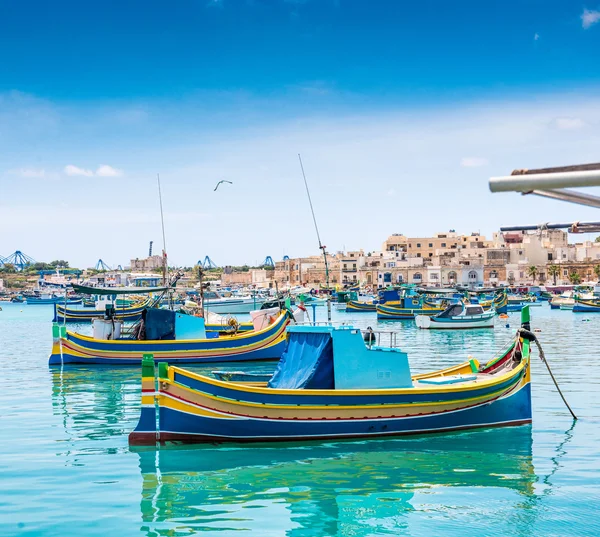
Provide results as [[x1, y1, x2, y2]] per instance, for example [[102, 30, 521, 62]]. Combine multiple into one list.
[[157, 173, 168, 286], [298, 154, 331, 322]]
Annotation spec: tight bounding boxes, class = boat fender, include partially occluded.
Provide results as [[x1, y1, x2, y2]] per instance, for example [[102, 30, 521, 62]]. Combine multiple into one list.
[[363, 327, 376, 344], [505, 323, 510, 328], [517, 328, 537, 343]]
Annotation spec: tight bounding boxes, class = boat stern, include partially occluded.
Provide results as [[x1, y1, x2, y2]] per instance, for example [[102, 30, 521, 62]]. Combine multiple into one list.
[[129, 354, 159, 446], [48, 323, 68, 365]]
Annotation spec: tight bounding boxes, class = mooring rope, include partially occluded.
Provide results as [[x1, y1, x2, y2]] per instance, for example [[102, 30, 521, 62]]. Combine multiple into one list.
[[519, 328, 578, 420]]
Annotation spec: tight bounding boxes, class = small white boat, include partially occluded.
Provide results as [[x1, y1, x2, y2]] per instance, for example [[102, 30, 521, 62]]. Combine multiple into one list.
[[550, 291, 575, 310], [203, 290, 266, 314], [416, 302, 495, 329]]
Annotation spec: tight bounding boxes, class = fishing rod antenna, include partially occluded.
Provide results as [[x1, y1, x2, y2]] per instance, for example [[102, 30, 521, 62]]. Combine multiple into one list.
[[298, 154, 332, 322]]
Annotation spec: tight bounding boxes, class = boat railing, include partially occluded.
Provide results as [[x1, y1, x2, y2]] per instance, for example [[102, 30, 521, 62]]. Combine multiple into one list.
[[295, 321, 399, 348]]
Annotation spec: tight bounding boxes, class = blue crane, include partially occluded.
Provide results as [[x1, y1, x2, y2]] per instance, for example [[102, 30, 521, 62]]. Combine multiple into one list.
[[95, 259, 111, 271], [262, 256, 275, 268], [1, 250, 35, 271], [198, 256, 218, 269]]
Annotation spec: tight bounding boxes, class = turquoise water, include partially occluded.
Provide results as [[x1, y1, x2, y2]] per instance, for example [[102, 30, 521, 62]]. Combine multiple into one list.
[[1, 303, 598, 536]]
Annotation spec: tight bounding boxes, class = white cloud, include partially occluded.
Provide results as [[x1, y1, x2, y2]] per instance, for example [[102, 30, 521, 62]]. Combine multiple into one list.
[[11, 168, 46, 178], [552, 117, 585, 130], [96, 165, 123, 177], [64, 164, 94, 177], [460, 157, 489, 168], [582, 9, 600, 29], [63, 164, 123, 177], [386, 188, 396, 197], [534, 33, 540, 41]]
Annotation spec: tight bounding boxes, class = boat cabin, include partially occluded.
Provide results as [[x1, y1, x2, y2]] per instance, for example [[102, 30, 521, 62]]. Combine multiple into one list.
[[437, 303, 485, 318], [268, 325, 414, 390]]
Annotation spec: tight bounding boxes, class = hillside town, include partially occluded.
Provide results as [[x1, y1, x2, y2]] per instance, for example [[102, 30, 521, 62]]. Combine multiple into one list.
[[3, 228, 600, 292], [221, 228, 600, 288]]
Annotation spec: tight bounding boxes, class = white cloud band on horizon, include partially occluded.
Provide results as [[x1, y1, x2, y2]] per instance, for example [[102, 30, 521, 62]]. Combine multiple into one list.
[[552, 117, 585, 130], [11, 168, 47, 178]]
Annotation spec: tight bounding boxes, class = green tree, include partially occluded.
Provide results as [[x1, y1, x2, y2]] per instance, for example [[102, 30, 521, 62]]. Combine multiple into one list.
[[568, 272, 582, 285], [594, 265, 600, 282], [527, 265, 538, 283], [50, 260, 69, 268], [547, 264, 560, 285], [0, 263, 16, 273]]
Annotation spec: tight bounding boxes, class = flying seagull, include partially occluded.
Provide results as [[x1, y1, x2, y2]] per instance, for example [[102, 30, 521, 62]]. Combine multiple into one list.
[[214, 180, 233, 191]]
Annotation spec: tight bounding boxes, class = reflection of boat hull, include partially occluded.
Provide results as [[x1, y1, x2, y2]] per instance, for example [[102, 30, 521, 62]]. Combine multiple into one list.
[[346, 301, 376, 312], [133, 426, 534, 534], [49, 312, 290, 365], [132, 426, 534, 535], [130, 326, 532, 444]]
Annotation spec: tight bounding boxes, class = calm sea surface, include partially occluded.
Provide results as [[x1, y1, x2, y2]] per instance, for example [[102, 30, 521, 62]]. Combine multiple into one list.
[[0, 302, 598, 536]]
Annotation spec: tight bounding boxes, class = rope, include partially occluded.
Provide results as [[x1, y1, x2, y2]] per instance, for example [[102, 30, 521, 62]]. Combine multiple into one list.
[[518, 328, 577, 420]]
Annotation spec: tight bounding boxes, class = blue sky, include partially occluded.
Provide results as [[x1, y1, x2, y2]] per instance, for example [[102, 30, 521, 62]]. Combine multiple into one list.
[[2, 1, 600, 268]]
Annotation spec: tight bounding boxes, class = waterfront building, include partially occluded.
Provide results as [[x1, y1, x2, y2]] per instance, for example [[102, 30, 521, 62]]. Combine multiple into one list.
[[130, 255, 163, 272], [219, 228, 600, 290]]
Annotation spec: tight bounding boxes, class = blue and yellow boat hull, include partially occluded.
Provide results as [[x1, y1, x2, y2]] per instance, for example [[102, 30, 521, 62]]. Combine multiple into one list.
[[346, 300, 376, 312], [376, 303, 443, 320], [130, 335, 532, 445], [573, 299, 600, 312], [49, 311, 289, 365]]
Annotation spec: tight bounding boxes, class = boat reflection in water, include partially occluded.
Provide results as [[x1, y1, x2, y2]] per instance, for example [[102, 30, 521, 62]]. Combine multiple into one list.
[[133, 426, 535, 536]]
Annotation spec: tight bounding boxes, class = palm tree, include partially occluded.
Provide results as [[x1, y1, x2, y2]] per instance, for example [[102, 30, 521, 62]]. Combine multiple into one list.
[[547, 264, 560, 285], [569, 272, 582, 285], [527, 265, 538, 284], [594, 265, 600, 282]]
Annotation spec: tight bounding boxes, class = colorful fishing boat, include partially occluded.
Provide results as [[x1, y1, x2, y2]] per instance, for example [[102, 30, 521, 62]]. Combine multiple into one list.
[[415, 302, 495, 329], [53, 300, 151, 323], [49, 309, 291, 365], [375, 289, 445, 320], [346, 300, 377, 312], [493, 289, 509, 313], [347, 288, 408, 313], [129, 307, 534, 445], [550, 291, 575, 310], [573, 297, 600, 312]]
